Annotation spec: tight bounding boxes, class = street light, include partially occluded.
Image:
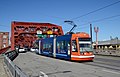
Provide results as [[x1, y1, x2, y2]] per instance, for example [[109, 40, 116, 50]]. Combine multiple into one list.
[[94, 27, 99, 50]]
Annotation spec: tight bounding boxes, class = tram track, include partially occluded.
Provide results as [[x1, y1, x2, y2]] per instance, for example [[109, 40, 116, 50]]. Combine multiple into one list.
[[83, 55, 120, 72], [84, 62, 120, 71]]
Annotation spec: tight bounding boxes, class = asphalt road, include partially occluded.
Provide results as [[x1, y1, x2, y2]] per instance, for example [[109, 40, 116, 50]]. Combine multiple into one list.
[[84, 55, 120, 72], [13, 52, 120, 77]]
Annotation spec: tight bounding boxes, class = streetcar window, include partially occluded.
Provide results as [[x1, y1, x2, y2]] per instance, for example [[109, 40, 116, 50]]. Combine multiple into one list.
[[57, 41, 65, 50], [57, 42, 60, 53], [72, 40, 77, 52], [78, 38, 93, 52], [43, 43, 52, 51], [43, 43, 46, 51], [57, 41, 68, 53], [79, 38, 91, 41]]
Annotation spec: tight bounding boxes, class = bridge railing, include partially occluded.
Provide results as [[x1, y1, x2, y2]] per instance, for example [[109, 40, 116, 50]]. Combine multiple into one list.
[[3, 54, 28, 77], [0, 46, 10, 54], [5, 50, 19, 61], [94, 49, 120, 56]]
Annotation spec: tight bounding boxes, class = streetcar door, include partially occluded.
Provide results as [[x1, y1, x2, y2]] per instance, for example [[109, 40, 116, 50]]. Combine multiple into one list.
[[71, 40, 77, 52], [71, 38, 80, 60]]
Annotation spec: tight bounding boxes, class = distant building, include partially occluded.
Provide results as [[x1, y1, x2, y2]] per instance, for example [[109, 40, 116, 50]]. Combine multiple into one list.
[[0, 32, 9, 49], [93, 38, 120, 50]]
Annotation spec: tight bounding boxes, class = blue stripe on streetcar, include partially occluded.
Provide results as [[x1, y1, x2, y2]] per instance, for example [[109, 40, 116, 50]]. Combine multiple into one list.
[[56, 53, 68, 57], [42, 52, 49, 55]]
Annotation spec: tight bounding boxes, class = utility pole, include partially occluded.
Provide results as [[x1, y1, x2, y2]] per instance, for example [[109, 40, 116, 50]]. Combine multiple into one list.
[[94, 27, 99, 50], [90, 24, 92, 44]]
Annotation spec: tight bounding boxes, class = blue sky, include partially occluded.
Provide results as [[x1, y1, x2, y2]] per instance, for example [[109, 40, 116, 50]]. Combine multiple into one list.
[[0, 0, 120, 41]]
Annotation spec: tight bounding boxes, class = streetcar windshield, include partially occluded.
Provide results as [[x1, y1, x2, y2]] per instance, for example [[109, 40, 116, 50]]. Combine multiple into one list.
[[78, 38, 93, 52]]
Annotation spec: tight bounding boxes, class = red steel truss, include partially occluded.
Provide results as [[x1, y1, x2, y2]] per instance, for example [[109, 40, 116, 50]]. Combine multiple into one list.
[[11, 21, 64, 50]]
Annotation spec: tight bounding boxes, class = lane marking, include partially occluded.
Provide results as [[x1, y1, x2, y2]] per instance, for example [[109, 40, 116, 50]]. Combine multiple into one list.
[[102, 69, 120, 74], [40, 71, 48, 77]]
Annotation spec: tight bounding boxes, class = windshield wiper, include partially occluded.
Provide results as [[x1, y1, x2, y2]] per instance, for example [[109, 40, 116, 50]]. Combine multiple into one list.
[[83, 48, 89, 53]]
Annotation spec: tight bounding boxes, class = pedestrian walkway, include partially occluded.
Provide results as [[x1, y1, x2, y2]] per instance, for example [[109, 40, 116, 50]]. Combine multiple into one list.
[[0, 55, 9, 77]]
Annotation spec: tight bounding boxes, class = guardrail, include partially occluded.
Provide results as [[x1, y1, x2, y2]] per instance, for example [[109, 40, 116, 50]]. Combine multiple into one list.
[[4, 54, 28, 77], [5, 50, 19, 61], [0, 46, 11, 54]]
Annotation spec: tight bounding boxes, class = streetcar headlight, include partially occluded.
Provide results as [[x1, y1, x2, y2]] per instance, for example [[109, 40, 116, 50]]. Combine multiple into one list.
[[80, 52, 84, 55], [84, 52, 87, 55], [89, 52, 93, 55]]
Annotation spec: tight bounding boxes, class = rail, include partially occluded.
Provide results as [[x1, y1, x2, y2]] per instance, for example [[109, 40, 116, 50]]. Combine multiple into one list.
[[3, 54, 28, 77], [94, 49, 120, 56], [5, 50, 19, 61], [0, 46, 11, 54]]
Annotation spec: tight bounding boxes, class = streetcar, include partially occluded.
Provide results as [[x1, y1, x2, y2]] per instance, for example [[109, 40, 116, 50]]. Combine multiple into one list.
[[33, 32, 95, 61]]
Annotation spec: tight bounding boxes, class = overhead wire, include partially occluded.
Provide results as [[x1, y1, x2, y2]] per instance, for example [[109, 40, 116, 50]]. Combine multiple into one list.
[[87, 14, 120, 23], [1, 1, 120, 30], [60, 0, 120, 29], [76, 14, 120, 30], [63, 0, 120, 31], [70, 0, 120, 20]]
